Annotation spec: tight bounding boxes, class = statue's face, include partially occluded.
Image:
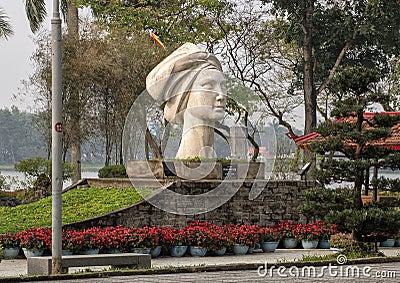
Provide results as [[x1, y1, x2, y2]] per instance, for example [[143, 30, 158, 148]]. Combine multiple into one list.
[[186, 70, 227, 121]]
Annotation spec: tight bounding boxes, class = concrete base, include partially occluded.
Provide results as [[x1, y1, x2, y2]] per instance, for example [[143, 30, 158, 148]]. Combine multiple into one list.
[[27, 253, 151, 275], [126, 160, 265, 180]]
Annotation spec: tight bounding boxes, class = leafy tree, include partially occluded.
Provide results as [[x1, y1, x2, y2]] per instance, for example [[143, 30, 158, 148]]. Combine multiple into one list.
[[216, 1, 303, 135], [27, 23, 169, 166], [0, 7, 13, 39], [0, 1, 46, 40], [261, 0, 400, 136], [309, 66, 400, 210], [0, 107, 46, 165], [75, 0, 233, 47]]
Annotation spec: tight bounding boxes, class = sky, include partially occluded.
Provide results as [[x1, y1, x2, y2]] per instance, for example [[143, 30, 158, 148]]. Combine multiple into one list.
[[0, 0, 52, 111]]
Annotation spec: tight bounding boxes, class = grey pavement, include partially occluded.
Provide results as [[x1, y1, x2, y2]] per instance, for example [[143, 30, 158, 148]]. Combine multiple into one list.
[[0, 248, 399, 282]]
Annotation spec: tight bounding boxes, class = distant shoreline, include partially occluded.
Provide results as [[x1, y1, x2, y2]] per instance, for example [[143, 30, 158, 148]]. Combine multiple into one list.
[[0, 164, 102, 172]]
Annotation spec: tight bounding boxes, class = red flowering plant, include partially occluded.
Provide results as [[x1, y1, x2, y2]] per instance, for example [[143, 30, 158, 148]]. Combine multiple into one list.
[[69, 227, 106, 252], [259, 226, 282, 243], [0, 232, 21, 248], [274, 221, 298, 239], [17, 227, 51, 251], [293, 223, 320, 241], [100, 226, 130, 252], [158, 226, 175, 247], [185, 221, 216, 250], [161, 227, 188, 247], [61, 228, 75, 251], [316, 222, 337, 241], [137, 226, 160, 249], [211, 225, 233, 250], [227, 224, 257, 247], [125, 226, 159, 250]]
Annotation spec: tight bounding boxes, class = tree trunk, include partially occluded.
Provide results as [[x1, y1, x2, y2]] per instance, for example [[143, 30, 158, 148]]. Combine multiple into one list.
[[70, 143, 81, 182], [66, 3, 81, 182], [354, 167, 364, 210], [303, 0, 316, 135], [303, 0, 316, 169]]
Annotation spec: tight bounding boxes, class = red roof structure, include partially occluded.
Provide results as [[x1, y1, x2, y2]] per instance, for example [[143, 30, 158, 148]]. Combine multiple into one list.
[[286, 112, 400, 150]]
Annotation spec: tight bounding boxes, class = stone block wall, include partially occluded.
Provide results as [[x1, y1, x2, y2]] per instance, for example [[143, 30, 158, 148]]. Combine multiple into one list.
[[65, 179, 315, 230]]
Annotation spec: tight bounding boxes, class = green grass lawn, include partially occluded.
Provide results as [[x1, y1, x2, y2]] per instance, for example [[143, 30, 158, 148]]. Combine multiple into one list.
[[0, 187, 148, 234]]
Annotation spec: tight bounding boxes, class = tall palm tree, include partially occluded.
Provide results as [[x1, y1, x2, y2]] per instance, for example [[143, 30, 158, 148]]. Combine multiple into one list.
[[0, 0, 47, 40], [0, 7, 13, 39], [24, 0, 47, 33]]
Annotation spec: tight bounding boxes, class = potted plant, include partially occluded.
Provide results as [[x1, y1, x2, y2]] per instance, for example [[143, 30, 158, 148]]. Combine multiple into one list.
[[259, 226, 281, 252], [17, 227, 51, 257], [61, 229, 74, 255], [227, 224, 256, 255], [317, 222, 336, 249], [210, 225, 233, 256], [0, 233, 21, 259], [162, 227, 188, 257], [185, 221, 221, 257], [101, 225, 129, 254], [69, 227, 105, 255], [275, 221, 298, 248], [293, 223, 320, 249]]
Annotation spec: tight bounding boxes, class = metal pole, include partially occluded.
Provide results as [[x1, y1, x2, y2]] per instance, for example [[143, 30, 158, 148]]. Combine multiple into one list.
[[51, 0, 63, 274]]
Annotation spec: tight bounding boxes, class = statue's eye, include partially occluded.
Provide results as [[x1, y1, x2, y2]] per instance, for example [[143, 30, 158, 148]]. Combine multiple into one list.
[[201, 82, 213, 89]]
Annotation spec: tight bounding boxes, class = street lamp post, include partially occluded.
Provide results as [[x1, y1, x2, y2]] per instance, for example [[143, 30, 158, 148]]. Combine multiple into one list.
[[51, 0, 63, 274]]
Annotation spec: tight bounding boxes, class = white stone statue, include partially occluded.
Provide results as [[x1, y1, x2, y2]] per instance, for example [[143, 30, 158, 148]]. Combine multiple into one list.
[[146, 43, 227, 159]]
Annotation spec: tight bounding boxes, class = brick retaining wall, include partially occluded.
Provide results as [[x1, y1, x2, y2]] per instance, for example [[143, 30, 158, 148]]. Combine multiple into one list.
[[64, 179, 315, 229]]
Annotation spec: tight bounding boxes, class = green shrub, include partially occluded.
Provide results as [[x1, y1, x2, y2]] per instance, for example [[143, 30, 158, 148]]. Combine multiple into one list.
[[0, 187, 146, 234], [298, 187, 353, 222], [98, 165, 127, 178], [14, 157, 73, 182], [325, 207, 400, 240]]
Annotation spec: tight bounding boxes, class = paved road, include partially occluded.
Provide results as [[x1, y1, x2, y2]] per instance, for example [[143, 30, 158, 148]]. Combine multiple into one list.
[[23, 262, 400, 283]]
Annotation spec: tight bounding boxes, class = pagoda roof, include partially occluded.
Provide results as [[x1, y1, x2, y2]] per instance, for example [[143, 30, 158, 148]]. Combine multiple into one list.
[[286, 112, 400, 151]]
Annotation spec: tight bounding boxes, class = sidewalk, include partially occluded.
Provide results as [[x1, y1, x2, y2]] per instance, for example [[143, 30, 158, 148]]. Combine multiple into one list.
[[0, 248, 399, 279]]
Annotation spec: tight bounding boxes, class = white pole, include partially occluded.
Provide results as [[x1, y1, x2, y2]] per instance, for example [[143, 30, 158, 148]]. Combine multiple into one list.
[[51, 0, 63, 274]]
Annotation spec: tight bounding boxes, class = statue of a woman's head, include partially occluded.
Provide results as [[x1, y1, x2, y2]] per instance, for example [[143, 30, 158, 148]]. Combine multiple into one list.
[[146, 43, 227, 159], [146, 43, 227, 126]]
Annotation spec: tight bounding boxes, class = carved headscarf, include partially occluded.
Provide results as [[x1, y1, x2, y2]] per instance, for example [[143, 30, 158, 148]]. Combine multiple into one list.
[[146, 43, 223, 124]]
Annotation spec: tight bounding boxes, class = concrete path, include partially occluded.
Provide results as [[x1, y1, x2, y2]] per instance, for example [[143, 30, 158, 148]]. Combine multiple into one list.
[[0, 247, 399, 280]]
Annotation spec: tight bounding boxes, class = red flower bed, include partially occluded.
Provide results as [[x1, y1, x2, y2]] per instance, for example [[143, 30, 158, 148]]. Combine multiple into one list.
[[17, 227, 51, 250], [4, 220, 340, 256]]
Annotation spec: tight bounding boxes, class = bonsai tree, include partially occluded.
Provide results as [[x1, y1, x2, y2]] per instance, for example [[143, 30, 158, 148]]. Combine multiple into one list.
[[308, 66, 400, 241]]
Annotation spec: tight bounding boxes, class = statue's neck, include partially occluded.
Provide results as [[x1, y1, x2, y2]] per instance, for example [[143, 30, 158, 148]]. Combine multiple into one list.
[[176, 112, 215, 159]]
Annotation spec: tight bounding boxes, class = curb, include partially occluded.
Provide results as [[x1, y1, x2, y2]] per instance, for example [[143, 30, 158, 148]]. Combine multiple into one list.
[[1, 256, 399, 282]]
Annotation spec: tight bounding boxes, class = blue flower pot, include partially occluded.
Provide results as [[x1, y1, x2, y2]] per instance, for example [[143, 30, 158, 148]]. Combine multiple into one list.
[[261, 241, 279, 253], [62, 250, 73, 256], [301, 239, 319, 249], [169, 245, 188, 257], [213, 247, 227, 256], [151, 246, 162, 258], [190, 246, 207, 257], [395, 238, 400, 247], [22, 248, 44, 258], [283, 238, 298, 249], [380, 239, 395, 247], [232, 245, 249, 255], [2, 247, 20, 259], [318, 240, 331, 249], [133, 248, 151, 254], [104, 249, 121, 254], [79, 249, 99, 255]]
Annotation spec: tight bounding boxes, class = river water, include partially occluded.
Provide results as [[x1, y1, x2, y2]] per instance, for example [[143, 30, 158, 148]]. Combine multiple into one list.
[[0, 170, 99, 191], [1, 169, 399, 191]]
